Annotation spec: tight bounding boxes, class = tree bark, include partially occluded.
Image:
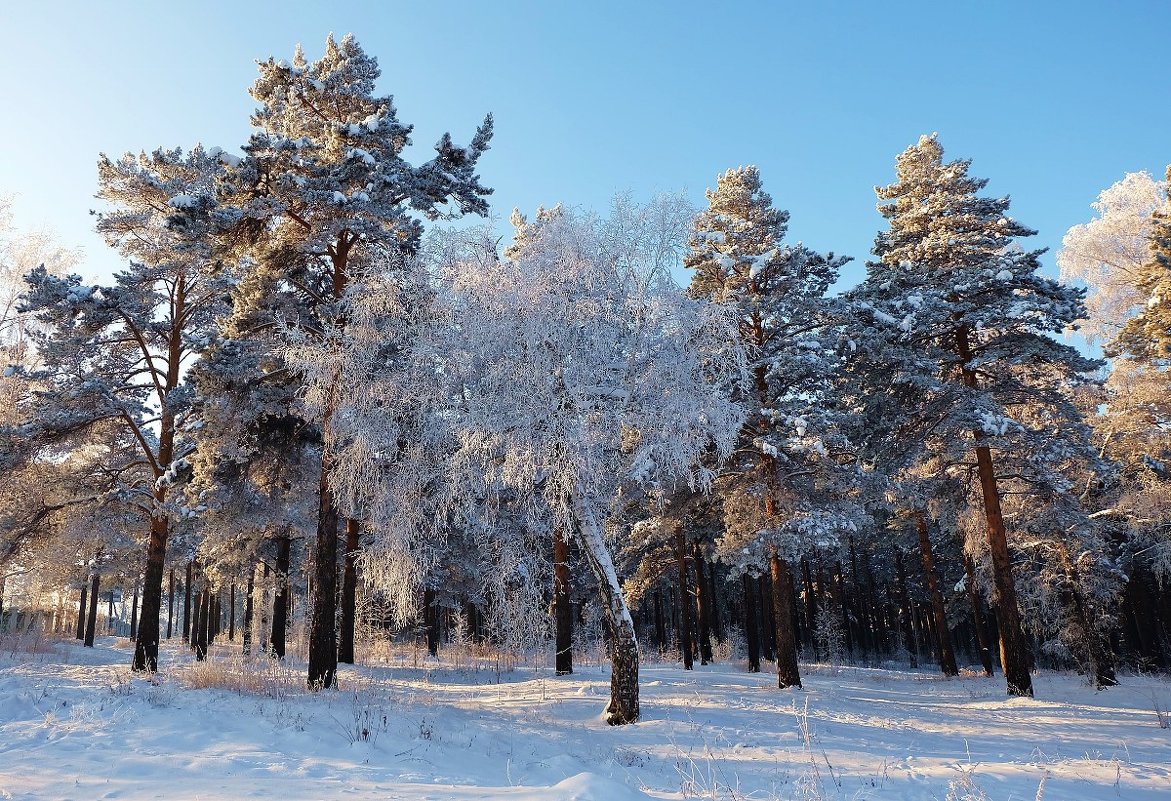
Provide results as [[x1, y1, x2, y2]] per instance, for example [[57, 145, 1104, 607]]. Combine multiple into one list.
[[338, 518, 361, 664], [243, 562, 255, 656], [769, 554, 801, 688], [553, 528, 573, 675], [166, 568, 174, 640], [574, 496, 638, 725], [423, 587, 439, 657], [675, 520, 694, 670], [76, 583, 88, 640], [742, 573, 761, 672], [308, 449, 340, 688], [228, 583, 236, 642], [272, 535, 291, 659], [193, 587, 209, 661], [694, 543, 713, 664], [917, 513, 958, 676], [84, 572, 100, 647], [957, 326, 1033, 697]]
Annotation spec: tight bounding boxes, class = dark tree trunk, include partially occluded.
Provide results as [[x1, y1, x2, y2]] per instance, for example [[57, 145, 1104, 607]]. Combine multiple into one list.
[[423, 587, 440, 657], [243, 562, 255, 656], [675, 521, 694, 670], [758, 575, 776, 662], [957, 327, 1033, 697], [272, 536, 291, 660], [708, 568, 723, 642], [694, 543, 713, 664], [129, 580, 140, 641], [193, 587, 209, 661], [830, 561, 853, 658], [338, 518, 360, 664], [801, 558, 819, 661], [917, 514, 958, 676], [182, 561, 193, 643], [228, 583, 236, 642], [259, 562, 270, 654], [769, 554, 801, 688], [84, 573, 100, 647], [132, 510, 170, 671], [1057, 545, 1117, 688], [964, 554, 994, 676], [742, 574, 761, 672], [894, 550, 918, 667], [653, 589, 667, 654], [166, 568, 175, 640], [553, 528, 573, 675], [76, 584, 88, 640], [308, 436, 341, 689]]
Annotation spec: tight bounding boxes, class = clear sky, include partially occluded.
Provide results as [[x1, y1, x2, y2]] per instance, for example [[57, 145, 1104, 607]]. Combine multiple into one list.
[[1, 0, 1167, 290]]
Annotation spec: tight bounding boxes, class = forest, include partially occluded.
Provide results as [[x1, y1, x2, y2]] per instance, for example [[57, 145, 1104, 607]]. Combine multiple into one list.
[[0, 32, 1170, 799]]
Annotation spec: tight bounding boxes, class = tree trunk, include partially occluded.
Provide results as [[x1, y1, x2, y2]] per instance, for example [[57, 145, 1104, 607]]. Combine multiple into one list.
[[308, 448, 340, 688], [759, 575, 776, 662], [259, 562, 270, 654], [694, 543, 713, 664], [742, 573, 761, 672], [272, 535, 291, 659], [182, 561, 193, 643], [917, 513, 958, 676], [957, 326, 1032, 697], [129, 579, 140, 641], [76, 584, 88, 640], [675, 520, 694, 670], [574, 497, 638, 725], [243, 562, 255, 656], [553, 528, 573, 675], [338, 518, 360, 665], [228, 583, 236, 642], [423, 587, 439, 657], [84, 573, 100, 647], [894, 550, 918, 667], [1057, 544, 1117, 688], [132, 503, 170, 671], [653, 589, 666, 655], [166, 568, 175, 640], [963, 554, 994, 676], [801, 558, 819, 661], [193, 587, 208, 661], [769, 554, 801, 689]]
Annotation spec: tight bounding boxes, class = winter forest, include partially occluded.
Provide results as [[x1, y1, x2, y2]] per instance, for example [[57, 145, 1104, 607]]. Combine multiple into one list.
[[2, 30, 1171, 801]]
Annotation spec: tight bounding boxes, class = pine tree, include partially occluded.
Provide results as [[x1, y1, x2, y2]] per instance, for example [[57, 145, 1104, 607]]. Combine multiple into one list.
[[847, 134, 1101, 697], [685, 166, 856, 689], [13, 146, 227, 671], [216, 34, 492, 688]]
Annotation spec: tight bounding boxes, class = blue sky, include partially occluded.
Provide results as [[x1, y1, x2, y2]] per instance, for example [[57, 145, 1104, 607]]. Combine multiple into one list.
[[1, 1, 1167, 290]]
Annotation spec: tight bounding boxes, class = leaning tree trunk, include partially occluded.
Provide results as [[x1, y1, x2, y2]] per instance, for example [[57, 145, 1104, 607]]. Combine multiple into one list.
[[338, 518, 361, 664], [272, 535, 291, 660], [574, 496, 638, 725], [675, 520, 694, 670], [84, 572, 100, 647], [553, 528, 573, 675], [769, 553, 801, 689], [957, 326, 1032, 697], [917, 513, 958, 676]]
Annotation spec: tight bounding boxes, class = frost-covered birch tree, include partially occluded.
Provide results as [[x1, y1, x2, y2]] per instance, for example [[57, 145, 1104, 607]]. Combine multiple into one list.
[[430, 207, 743, 724]]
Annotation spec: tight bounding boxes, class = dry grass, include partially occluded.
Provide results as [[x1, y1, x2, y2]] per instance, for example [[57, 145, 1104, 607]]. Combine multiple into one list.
[[181, 653, 305, 698]]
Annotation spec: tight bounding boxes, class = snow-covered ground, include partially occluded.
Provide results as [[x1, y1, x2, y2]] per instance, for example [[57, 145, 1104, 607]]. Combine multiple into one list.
[[1, 636, 1169, 800]]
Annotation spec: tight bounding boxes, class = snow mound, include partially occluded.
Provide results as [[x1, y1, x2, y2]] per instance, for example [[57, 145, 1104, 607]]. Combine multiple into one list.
[[540, 772, 650, 800]]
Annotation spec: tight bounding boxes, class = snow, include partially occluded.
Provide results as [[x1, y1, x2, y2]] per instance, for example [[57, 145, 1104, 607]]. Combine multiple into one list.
[[3, 637, 1169, 800], [168, 194, 198, 208]]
